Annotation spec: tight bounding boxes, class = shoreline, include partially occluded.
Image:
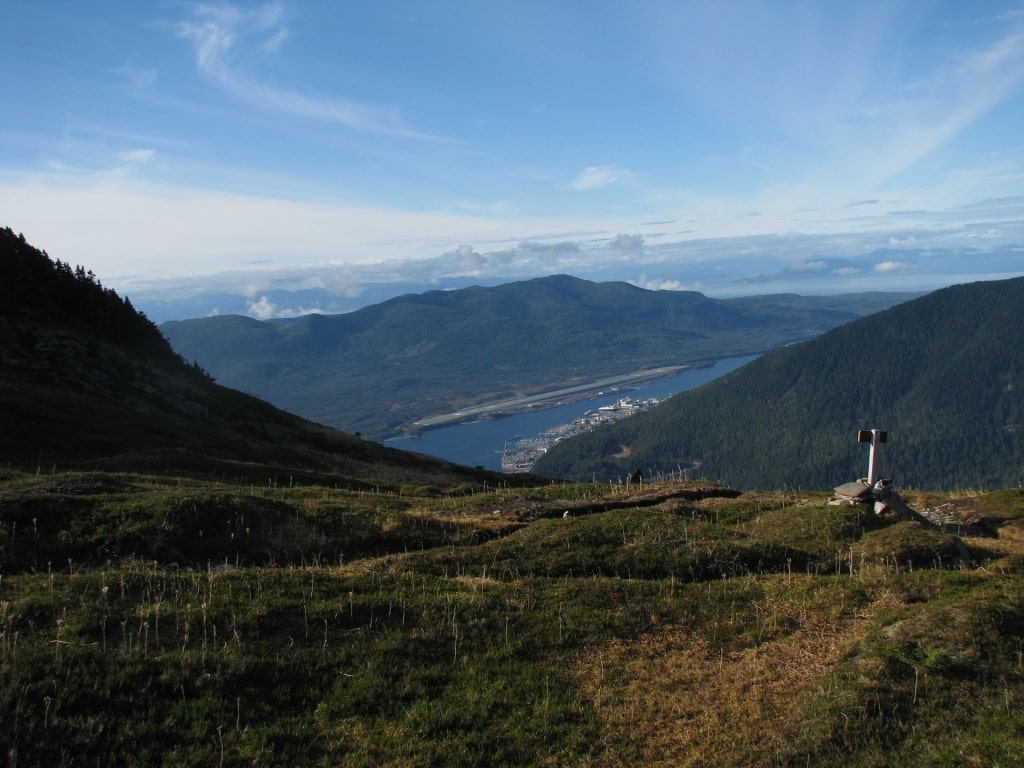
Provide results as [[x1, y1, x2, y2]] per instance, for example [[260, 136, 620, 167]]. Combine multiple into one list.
[[404, 364, 698, 435]]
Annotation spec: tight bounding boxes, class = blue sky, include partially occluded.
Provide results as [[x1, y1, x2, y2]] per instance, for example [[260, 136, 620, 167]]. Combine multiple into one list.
[[3, 1, 1024, 320]]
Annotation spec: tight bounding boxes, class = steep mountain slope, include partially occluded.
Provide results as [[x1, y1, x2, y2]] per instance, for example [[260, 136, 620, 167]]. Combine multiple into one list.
[[0, 227, 509, 488], [533, 277, 1024, 490], [162, 275, 913, 438]]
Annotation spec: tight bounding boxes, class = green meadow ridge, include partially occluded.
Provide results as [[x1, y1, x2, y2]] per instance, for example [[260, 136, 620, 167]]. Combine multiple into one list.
[[3, 227, 1024, 765], [3, 473, 1024, 766]]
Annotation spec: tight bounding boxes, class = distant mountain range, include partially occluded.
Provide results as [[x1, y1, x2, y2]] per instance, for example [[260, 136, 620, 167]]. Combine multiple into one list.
[[534, 277, 1024, 491], [161, 275, 915, 439], [0, 227, 509, 489], [20, 218, 1009, 494]]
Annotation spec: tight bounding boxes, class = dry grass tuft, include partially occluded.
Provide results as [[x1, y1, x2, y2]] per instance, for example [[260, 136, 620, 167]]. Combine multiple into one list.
[[572, 579, 896, 767]]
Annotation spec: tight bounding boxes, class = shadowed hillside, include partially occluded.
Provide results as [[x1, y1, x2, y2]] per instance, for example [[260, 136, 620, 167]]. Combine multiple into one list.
[[0, 227, 520, 489]]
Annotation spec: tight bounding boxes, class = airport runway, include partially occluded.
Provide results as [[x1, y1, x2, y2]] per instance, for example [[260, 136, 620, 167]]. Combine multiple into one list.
[[410, 365, 690, 430]]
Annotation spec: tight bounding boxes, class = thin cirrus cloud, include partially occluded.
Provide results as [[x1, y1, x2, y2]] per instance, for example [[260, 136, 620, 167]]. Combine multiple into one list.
[[118, 149, 156, 164], [172, 2, 433, 140], [832, 21, 1024, 191], [566, 165, 633, 191]]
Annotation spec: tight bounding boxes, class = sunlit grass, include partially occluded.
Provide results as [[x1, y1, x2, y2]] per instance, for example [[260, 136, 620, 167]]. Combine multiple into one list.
[[2, 475, 1024, 765]]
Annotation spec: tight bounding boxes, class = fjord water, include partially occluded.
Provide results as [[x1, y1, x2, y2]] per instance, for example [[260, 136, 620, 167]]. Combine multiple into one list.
[[387, 355, 759, 471]]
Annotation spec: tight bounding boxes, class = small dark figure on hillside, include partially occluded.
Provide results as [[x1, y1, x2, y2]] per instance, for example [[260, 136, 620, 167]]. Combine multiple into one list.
[[629, 469, 643, 485]]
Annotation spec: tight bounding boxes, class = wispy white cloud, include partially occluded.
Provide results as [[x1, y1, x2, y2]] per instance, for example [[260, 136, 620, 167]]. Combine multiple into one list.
[[450, 244, 485, 273], [567, 165, 632, 191], [610, 233, 644, 252], [631, 275, 700, 293], [874, 260, 911, 273], [113, 62, 158, 89], [118, 149, 155, 163], [790, 260, 827, 272], [172, 2, 435, 139], [843, 21, 1024, 189], [246, 295, 278, 319]]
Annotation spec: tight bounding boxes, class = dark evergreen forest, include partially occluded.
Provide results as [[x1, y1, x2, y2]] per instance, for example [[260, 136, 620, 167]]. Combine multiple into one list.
[[534, 277, 1024, 491], [0, 227, 177, 364]]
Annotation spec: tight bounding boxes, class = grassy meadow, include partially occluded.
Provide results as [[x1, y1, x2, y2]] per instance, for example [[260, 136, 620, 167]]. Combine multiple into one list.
[[2, 471, 1024, 766]]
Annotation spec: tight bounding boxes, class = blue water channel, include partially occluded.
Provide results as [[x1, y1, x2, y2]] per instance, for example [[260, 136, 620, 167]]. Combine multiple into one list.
[[386, 354, 760, 471]]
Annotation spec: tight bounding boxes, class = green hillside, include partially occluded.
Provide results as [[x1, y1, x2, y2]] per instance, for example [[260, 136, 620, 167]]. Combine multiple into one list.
[[162, 276, 913, 439], [4, 472, 1024, 766], [534, 277, 1024, 491]]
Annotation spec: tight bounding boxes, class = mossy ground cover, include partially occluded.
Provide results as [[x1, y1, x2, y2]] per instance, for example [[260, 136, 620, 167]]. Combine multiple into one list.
[[2, 474, 1024, 766]]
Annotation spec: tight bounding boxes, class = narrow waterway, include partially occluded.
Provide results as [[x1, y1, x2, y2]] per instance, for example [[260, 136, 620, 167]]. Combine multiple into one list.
[[386, 354, 759, 471]]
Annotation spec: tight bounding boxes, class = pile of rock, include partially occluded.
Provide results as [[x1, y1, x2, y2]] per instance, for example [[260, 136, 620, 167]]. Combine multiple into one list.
[[829, 477, 914, 517], [831, 476, 977, 566]]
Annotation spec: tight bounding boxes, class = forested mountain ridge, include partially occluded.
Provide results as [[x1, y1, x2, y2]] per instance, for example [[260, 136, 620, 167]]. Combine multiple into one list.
[[162, 274, 914, 439], [533, 276, 1024, 491], [0, 227, 510, 488], [0, 228, 174, 363]]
